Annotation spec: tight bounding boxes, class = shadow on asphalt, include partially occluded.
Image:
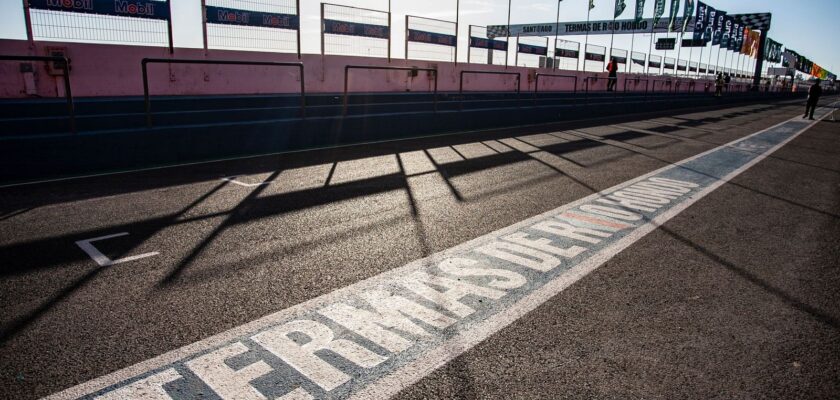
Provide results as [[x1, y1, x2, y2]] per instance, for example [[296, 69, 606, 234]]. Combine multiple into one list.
[[0, 99, 832, 345]]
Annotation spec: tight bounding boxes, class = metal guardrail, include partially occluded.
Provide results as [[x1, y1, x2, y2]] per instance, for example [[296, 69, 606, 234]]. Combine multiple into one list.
[[141, 58, 305, 128], [344, 65, 438, 116], [622, 77, 649, 98], [651, 79, 675, 94], [674, 79, 697, 94], [0, 55, 75, 133], [459, 70, 521, 110], [533, 73, 577, 105]]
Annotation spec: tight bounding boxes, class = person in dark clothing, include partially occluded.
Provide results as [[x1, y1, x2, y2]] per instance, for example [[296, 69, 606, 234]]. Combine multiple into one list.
[[804, 79, 822, 120], [606, 57, 618, 92], [723, 73, 731, 92]]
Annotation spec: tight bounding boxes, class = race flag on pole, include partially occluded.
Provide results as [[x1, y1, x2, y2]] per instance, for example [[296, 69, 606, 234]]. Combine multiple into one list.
[[635, 0, 646, 22], [712, 9, 726, 45], [723, 16, 736, 49], [693, 1, 708, 42], [653, 0, 666, 25], [615, 0, 626, 18], [667, 0, 680, 32], [681, 0, 694, 32], [590, 0, 595, 10]]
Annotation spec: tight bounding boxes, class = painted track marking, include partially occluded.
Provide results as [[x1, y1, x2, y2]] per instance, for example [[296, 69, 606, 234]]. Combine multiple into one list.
[[46, 104, 835, 400]]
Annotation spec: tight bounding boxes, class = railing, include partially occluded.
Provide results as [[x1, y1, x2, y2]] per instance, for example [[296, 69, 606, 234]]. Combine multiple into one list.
[[0, 55, 75, 133], [622, 77, 649, 97], [582, 75, 603, 103], [344, 65, 438, 116], [459, 70, 521, 110], [674, 79, 697, 94], [651, 79, 674, 94], [141, 58, 305, 128], [533, 73, 577, 105]]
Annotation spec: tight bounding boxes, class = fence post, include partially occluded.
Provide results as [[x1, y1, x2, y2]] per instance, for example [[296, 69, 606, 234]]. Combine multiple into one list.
[[22, 0, 34, 45], [200, 0, 208, 53], [296, 0, 301, 59], [166, 0, 174, 54]]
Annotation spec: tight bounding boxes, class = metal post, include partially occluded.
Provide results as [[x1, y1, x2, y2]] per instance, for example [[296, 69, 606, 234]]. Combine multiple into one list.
[[166, 0, 174, 54], [200, 0, 208, 53], [553, 0, 560, 71], [467, 25, 472, 63], [59, 59, 75, 133], [142, 60, 151, 127], [506, 0, 512, 68], [320, 3, 325, 56], [455, 0, 459, 64], [515, 34, 519, 67], [387, 11, 392, 62], [647, 17, 655, 74], [22, 0, 34, 45], [296, 0, 301, 59], [583, 3, 591, 72], [405, 15, 409, 60]]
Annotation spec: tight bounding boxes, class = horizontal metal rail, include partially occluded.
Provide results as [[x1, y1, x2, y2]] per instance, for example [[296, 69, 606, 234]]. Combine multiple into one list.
[[533, 73, 577, 105], [622, 77, 650, 98], [459, 70, 521, 110], [0, 55, 75, 133], [674, 79, 697, 94], [651, 79, 675, 94], [141, 58, 305, 128], [344, 65, 438, 116]]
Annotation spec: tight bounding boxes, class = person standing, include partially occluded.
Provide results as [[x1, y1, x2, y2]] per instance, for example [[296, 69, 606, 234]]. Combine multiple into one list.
[[715, 73, 724, 97], [724, 73, 731, 92], [804, 78, 822, 120], [606, 57, 618, 92]]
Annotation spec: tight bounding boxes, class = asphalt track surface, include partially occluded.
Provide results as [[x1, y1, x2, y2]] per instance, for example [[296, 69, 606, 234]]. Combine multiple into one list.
[[1, 98, 839, 399]]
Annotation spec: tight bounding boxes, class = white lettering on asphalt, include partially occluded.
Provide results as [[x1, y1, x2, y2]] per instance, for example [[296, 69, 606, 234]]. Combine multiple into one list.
[[45, 109, 833, 400], [94, 369, 181, 400], [251, 320, 386, 391], [401, 271, 506, 318], [318, 290, 456, 353], [185, 342, 274, 400]]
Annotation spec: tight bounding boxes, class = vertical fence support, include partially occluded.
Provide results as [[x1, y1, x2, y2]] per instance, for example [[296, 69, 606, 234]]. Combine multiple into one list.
[[295, 0, 301, 59], [320, 3, 325, 57], [22, 0, 34, 45], [454, 0, 459, 65], [166, 0, 174, 54], [387, 11, 392, 62], [200, 0, 208, 53]]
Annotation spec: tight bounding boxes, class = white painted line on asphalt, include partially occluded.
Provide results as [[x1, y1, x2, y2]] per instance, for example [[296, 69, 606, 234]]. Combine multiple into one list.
[[46, 104, 835, 400], [220, 176, 271, 187], [75, 233, 159, 267]]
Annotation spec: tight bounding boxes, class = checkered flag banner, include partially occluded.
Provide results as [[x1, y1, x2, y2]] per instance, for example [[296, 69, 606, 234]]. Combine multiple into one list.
[[731, 13, 771, 31], [487, 25, 508, 38]]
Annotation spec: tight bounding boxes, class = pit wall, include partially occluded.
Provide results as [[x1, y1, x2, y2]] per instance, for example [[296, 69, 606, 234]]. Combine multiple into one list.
[[0, 39, 737, 99]]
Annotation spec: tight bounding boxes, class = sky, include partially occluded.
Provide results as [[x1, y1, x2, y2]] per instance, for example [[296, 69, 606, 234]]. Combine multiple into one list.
[[1, 0, 837, 75]]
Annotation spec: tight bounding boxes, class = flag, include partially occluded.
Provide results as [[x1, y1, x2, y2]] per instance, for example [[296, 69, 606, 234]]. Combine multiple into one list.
[[718, 14, 731, 47], [748, 30, 760, 58], [667, 0, 680, 32], [727, 19, 741, 51], [729, 19, 744, 53], [693, 1, 707, 42], [682, 0, 694, 32], [590, 0, 595, 11], [635, 0, 646, 22], [741, 27, 752, 54], [615, 0, 626, 18], [712, 10, 726, 46], [652, 0, 666, 25]]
